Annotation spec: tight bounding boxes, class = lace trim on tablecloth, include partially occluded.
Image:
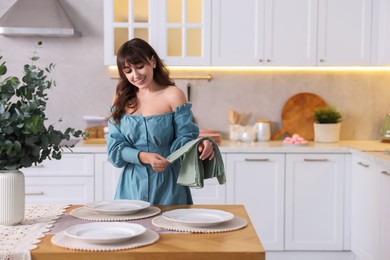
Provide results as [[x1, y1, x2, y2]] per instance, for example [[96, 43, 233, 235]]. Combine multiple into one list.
[[0, 204, 69, 260]]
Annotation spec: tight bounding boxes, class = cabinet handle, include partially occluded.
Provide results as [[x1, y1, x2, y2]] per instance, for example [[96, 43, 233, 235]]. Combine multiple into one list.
[[244, 158, 269, 162], [259, 59, 263, 63], [381, 171, 390, 176], [25, 192, 44, 196], [357, 162, 369, 168], [319, 59, 325, 62], [303, 158, 328, 162], [266, 59, 271, 62]]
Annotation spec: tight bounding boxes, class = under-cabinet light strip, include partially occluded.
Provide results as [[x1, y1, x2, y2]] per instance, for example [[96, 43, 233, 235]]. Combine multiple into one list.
[[108, 65, 390, 73], [109, 74, 212, 81]]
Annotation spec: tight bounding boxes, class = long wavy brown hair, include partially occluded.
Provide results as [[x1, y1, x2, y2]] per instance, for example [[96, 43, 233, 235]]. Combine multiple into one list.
[[111, 38, 174, 124]]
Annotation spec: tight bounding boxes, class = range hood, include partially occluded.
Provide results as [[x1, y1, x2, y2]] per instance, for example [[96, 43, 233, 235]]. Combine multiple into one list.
[[0, 0, 80, 37]]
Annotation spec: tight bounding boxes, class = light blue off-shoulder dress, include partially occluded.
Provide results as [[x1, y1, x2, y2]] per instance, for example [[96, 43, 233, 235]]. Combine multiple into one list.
[[106, 103, 199, 205]]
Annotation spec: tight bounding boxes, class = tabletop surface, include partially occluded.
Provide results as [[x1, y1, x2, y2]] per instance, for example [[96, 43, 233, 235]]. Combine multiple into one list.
[[31, 204, 265, 260]]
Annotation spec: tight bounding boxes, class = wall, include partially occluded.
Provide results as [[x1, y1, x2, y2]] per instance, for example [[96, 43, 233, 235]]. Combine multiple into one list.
[[1, 0, 390, 141]]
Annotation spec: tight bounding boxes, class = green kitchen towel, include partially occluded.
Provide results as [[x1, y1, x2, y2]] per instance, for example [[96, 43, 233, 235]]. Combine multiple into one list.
[[166, 137, 226, 188]]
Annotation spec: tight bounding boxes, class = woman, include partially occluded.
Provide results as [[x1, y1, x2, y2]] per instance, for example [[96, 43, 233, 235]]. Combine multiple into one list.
[[106, 38, 214, 205]]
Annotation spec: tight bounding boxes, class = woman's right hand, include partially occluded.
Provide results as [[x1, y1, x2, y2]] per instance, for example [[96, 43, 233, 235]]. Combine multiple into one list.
[[138, 152, 170, 172]]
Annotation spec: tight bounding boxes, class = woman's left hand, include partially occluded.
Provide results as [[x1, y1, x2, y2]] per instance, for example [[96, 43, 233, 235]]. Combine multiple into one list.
[[198, 140, 215, 160]]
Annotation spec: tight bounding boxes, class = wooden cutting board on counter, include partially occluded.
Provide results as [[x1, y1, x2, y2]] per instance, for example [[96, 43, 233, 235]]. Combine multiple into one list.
[[271, 92, 327, 140]]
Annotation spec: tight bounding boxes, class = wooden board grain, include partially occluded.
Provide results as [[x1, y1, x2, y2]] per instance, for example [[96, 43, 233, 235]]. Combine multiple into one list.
[[272, 93, 327, 140]]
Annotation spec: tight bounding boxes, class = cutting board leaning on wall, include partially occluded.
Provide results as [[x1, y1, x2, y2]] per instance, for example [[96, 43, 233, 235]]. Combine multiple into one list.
[[272, 92, 327, 141]]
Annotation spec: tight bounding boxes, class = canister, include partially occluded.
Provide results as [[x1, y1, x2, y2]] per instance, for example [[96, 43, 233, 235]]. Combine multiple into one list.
[[255, 120, 271, 141]]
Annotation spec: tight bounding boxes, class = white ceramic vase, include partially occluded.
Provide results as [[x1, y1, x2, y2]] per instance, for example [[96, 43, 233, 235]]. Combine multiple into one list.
[[314, 122, 341, 143], [0, 170, 25, 225]]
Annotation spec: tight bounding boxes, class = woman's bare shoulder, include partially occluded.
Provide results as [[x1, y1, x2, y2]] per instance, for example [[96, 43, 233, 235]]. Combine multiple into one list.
[[163, 85, 187, 110]]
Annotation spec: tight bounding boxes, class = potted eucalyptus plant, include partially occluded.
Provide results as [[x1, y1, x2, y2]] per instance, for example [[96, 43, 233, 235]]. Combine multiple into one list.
[[313, 106, 342, 143], [0, 41, 83, 225]]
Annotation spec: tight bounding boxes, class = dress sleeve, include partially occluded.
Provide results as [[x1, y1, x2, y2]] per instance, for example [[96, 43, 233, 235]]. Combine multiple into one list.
[[105, 119, 143, 168], [170, 103, 200, 153]]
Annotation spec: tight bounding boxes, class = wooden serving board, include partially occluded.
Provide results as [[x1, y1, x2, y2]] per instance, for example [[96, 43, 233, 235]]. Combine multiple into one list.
[[272, 92, 327, 140]]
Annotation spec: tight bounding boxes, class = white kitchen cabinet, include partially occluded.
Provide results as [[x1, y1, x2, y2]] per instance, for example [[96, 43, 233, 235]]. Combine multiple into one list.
[[285, 153, 345, 250], [211, 0, 265, 66], [25, 177, 94, 204], [24, 154, 94, 204], [211, 0, 317, 66], [378, 164, 390, 260], [104, 0, 211, 66], [94, 153, 122, 201], [226, 153, 285, 251], [350, 155, 379, 260], [212, 0, 372, 66], [317, 0, 372, 66]]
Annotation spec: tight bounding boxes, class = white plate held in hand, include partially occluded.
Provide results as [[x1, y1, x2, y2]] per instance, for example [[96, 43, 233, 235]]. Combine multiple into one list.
[[162, 208, 234, 228], [85, 200, 150, 215], [64, 222, 146, 244]]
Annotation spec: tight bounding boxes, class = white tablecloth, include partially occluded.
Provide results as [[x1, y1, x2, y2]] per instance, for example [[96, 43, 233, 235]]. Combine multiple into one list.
[[0, 204, 69, 260]]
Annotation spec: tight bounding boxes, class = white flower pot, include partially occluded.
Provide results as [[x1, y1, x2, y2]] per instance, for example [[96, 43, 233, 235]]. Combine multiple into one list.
[[0, 170, 25, 225], [314, 122, 341, 143]]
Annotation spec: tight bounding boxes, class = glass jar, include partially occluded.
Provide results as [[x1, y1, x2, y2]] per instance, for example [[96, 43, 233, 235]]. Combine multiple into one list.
[[255, 120, 271, 141]]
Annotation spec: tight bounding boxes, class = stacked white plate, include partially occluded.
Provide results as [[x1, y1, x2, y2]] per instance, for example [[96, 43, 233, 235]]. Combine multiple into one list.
[[162, 208, 234, 228], [64, 222, 146, 244], [84, 200, 150, 216]]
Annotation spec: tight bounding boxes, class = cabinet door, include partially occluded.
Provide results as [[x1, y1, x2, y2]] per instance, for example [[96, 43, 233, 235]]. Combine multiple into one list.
[[317, 0, 372, 65], [379, 166, 390, 260], [226, 153, 285, 251], [94, 154, 122, 201], [158, 0, 211, 65], [351, 155, 379, 260], [285, 154, 345, 250], [211, 0, 265, 65], [104, 0, 158, 65], [375, 0, 390, 65], [190, 178, 226, 205], [266, 0, 318, 66]]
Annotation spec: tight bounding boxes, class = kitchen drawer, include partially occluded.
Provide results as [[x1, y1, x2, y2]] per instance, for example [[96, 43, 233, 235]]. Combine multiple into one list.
[[22, 154, 94, 177], [25, 177, 94, 204]]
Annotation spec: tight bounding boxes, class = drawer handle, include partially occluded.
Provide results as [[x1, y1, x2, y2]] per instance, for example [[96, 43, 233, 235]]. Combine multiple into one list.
[[25, 192, 44, 196], [304, 158, 328, 162], [381, 171, 390, 176], [358, 162, 369, 168], [30, 164, 44, 168], [244, 158, 269, 162]]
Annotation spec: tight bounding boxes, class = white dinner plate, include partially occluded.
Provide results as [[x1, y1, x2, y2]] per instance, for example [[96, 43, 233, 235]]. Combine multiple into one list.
[[64, 222, 146, 244], [162, 208, 234, 228], [85, 200, 150, 215]]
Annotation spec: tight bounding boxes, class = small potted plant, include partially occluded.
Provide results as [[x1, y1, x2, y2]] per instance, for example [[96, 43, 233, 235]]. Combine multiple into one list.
[[0, 41, 83, 225], [313, 106, 342, 143]]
